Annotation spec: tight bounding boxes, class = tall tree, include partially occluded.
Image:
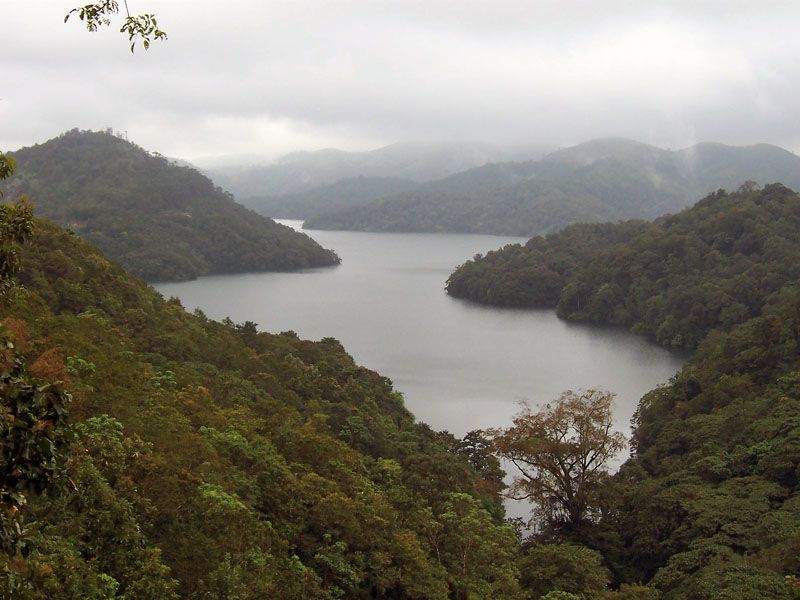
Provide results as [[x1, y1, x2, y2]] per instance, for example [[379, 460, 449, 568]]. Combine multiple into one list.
[[488, 390, 626, 537]]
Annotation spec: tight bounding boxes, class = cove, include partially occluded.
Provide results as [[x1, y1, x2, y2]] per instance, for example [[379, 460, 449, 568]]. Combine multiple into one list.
[[156, 220, 685, 441]]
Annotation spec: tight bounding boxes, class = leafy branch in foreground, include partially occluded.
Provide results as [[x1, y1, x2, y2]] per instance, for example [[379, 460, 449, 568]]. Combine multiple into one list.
[[65, 1, 167, 52]]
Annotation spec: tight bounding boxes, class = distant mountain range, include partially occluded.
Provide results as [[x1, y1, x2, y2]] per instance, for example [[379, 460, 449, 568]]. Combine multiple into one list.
[[303, 138, 800, 236], [207, 141, 549, 198], [2, 130, 339, 281], [240, 176, 420, 220]]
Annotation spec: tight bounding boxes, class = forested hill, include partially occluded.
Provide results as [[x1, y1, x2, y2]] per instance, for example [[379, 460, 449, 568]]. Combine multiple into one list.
[[446, 183, 800, 349], [603, 282, 800, 598], [2, 130, 339, 281], [0, 217, 520, 598], [304, 139, 800, 236], [241, 175, 419, 220]]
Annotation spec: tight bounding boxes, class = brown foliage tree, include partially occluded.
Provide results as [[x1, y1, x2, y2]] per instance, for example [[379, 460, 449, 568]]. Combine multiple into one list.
[[488, 389, 626, 535]]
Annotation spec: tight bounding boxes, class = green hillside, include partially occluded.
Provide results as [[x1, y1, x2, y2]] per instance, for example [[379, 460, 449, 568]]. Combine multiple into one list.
[[305, 139, 800, 236], [584, 282, 800, 599], [2, 130, 339, 282], [0, 218, 519, 598], [600, 259, 800, 599]]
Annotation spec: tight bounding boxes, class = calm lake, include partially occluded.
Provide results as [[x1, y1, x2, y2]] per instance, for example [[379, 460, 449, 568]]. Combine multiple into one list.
[[156, 220, 685, 441]]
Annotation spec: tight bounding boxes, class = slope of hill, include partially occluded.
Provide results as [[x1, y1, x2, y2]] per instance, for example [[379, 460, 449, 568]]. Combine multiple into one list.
[[207, 140, 533, 198], [595, 281, 800, 599], [241, 175, 419, 219], [2, 130, 340, 281], [0, 217, 520, 598], [305, 139, 800, 236]]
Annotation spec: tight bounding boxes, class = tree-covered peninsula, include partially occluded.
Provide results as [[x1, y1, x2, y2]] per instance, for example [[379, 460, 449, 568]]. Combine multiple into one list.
[[447, 183, 800, 349], [1, 130, 340, 282]]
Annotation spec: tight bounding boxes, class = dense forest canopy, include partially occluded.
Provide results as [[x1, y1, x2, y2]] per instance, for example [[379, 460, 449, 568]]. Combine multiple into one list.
[[1, 130, 339, 282], [304, 139, 800, 236], [0, 217, 525, 598], [602, 278, 800, 599], [447, 184, 800, 349]]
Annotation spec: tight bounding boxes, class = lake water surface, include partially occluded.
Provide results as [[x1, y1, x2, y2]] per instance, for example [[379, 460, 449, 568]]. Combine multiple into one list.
[[156, 220, 685, 441]]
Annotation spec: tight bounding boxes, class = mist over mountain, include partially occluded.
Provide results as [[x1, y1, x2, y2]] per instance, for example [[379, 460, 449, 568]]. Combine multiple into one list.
[[304, 138, 800, 236], [240, 175, 420, 220], [207, 141, 549, 198], [1, 130, 340, 281]]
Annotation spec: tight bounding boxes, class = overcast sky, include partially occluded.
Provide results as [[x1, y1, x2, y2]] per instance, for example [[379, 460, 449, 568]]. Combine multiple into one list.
[[3, 1, 800, 162]]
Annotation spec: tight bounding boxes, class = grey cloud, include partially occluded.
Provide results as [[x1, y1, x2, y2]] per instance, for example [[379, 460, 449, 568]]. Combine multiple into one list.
[[2, 1, 799, 160]]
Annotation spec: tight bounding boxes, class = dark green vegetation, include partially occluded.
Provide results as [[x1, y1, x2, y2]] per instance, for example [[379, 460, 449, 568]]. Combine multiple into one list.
[[605, 284, 800, 598], [305, 138, 800, 236], [447, 184, 800, 349], [2, 130, 339, 281], [0, 218, 523, 598], [447, 183, 800, 598], [242, 176, 418, 220]]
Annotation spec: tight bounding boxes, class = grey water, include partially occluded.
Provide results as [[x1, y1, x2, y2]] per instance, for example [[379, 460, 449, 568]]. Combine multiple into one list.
[[156, 220, 685, 442]]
